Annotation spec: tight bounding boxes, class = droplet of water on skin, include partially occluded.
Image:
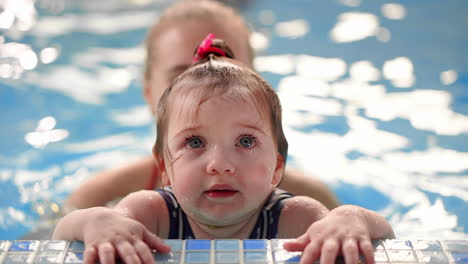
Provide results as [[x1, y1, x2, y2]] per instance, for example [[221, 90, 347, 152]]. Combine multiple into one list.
[[120, 207, 130, 217]]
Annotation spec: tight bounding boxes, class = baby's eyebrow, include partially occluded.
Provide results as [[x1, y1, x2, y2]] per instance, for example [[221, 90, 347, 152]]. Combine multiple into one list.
[[238, 123, 267, 136], [173, 125, 200, 138]]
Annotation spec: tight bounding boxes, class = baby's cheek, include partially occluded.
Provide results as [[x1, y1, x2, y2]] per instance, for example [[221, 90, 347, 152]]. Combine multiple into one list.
[[170, 158, 203, 182], [243, 151, 277, 172], [247, 164, 277, 187]]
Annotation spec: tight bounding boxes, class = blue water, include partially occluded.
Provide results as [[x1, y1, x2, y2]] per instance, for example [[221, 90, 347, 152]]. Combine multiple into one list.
[[0, 0, 467, 240]]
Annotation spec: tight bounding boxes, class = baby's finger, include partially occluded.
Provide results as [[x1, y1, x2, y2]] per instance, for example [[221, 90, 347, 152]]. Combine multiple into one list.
[[83, 245, 97, 264], [283, 233, 310, 252], [116, 241, 141, 264], [359, 239, 375, 264], [298, 240, 321, 264], [342, 239, 359, 264], [319, 239, 339, 264], [98, 242, 116, 264], [134, 240, 155, 264], [143, 229, 171, 253]]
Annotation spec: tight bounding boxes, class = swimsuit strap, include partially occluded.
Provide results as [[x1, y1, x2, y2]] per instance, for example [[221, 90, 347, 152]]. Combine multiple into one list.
[[155, 187, 195, 239], [249, 189, 294, 239]]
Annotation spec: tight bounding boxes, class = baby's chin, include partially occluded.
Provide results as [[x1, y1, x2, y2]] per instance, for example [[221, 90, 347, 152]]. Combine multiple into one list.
[[186, 206, 256, 227]]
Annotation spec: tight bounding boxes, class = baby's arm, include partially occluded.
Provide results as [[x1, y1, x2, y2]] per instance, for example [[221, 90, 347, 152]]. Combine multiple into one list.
[[53, 190, 170, 264], [280, 198, 394, 264]]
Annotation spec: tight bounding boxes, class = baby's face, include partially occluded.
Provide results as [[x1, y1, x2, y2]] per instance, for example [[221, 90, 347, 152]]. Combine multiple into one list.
[[145, 21, 251, 114], [163, 95, 283, 227]]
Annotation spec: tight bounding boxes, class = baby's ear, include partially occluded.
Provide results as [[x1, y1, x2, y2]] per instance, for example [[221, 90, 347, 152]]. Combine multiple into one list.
[[153, 146, 169, 186], [159, 161, 170, 186], [271, 154, 285, 186]]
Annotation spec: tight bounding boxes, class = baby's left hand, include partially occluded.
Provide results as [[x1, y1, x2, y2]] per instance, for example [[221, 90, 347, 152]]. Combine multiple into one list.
[[283, 205, 376, 264]]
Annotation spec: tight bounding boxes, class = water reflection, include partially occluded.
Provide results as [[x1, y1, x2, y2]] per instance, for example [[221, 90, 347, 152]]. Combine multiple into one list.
[[24, 116, 69, 149], [381, 3, 406, 20], [39, 47, 59, 64], [275, 19, 309, 39], [0, 0, 37, 78], [297, 56, 346, 81], [0, 0, 36, 31], [349, 61, 380, 82], [258, 9, 275, 25], [0, 0, 467, 240], [440, 69, 458, 86], [338, 0, 361, 8], [382, 57, 415, 88], [250, 31, 269, 52], [111, 106, 152, 127], [330, 12, 379, 43], [375, 27, 391, 43], [0, 42, 37, 78], [25, 66, 134, 104]]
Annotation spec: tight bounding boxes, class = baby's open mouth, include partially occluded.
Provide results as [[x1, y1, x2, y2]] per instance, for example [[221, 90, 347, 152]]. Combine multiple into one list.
[[205, 185, 238, 198]]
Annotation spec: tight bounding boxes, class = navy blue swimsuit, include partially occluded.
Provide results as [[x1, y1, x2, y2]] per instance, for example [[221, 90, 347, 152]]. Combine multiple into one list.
[[155, 187, 294, 239]]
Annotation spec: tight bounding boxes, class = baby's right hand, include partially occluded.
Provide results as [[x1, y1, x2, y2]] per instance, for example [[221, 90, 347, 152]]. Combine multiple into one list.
[[82, 208, 170, 264]]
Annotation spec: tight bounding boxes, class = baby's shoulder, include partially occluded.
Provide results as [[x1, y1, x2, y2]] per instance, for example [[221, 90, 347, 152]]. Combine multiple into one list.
[[120, 190, 167, 210], [277, 196, 329, 238], [281, 195, 329, 220], [117, 190, 170, 237]]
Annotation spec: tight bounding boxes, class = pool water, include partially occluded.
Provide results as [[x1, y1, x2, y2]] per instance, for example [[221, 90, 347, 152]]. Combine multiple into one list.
[[0, 0, 467, 240]]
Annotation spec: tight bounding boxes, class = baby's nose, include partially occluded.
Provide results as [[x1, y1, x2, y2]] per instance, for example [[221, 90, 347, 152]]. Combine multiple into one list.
[[206, 147, 236, 175]]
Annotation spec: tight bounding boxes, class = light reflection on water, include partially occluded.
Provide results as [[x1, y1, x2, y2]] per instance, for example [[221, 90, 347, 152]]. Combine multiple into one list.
[[0, 0, 467, 240]]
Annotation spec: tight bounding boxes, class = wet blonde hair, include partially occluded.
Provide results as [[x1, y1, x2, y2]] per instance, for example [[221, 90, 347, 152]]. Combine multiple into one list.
[[144, 0, 254, 82], [154, 55, 288, 167]]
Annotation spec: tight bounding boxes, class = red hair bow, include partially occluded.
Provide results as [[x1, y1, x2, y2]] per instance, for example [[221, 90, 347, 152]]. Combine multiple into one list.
[[192, 33, 227, 64]]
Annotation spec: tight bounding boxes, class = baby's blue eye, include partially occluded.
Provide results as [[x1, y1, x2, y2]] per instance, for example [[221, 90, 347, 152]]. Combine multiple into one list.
[[187, 137, 204, 149], [238, 136, 255, 148]]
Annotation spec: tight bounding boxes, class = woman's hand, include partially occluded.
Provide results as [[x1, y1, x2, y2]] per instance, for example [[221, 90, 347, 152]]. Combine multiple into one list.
[[283, 205, 387, 264], [82, 208, 170, 264]]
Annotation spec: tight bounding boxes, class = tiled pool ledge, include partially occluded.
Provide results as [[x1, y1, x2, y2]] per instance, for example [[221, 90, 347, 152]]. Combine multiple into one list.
[[0, 239, 467, 263]]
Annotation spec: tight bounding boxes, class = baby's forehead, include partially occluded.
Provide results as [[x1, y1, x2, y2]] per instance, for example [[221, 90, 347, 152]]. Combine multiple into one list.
[[171, 92, 255, 114], [169, 91, 267, 122]]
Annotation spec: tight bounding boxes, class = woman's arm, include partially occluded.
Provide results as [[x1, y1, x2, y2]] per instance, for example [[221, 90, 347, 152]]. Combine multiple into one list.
[[64, 156, 156, 211], [280, 167, 340, 210]]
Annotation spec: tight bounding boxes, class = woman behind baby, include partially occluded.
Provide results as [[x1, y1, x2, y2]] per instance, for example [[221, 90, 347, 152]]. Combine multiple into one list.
[[64, 0, 340, 212], [53, 34, 394, 264]]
